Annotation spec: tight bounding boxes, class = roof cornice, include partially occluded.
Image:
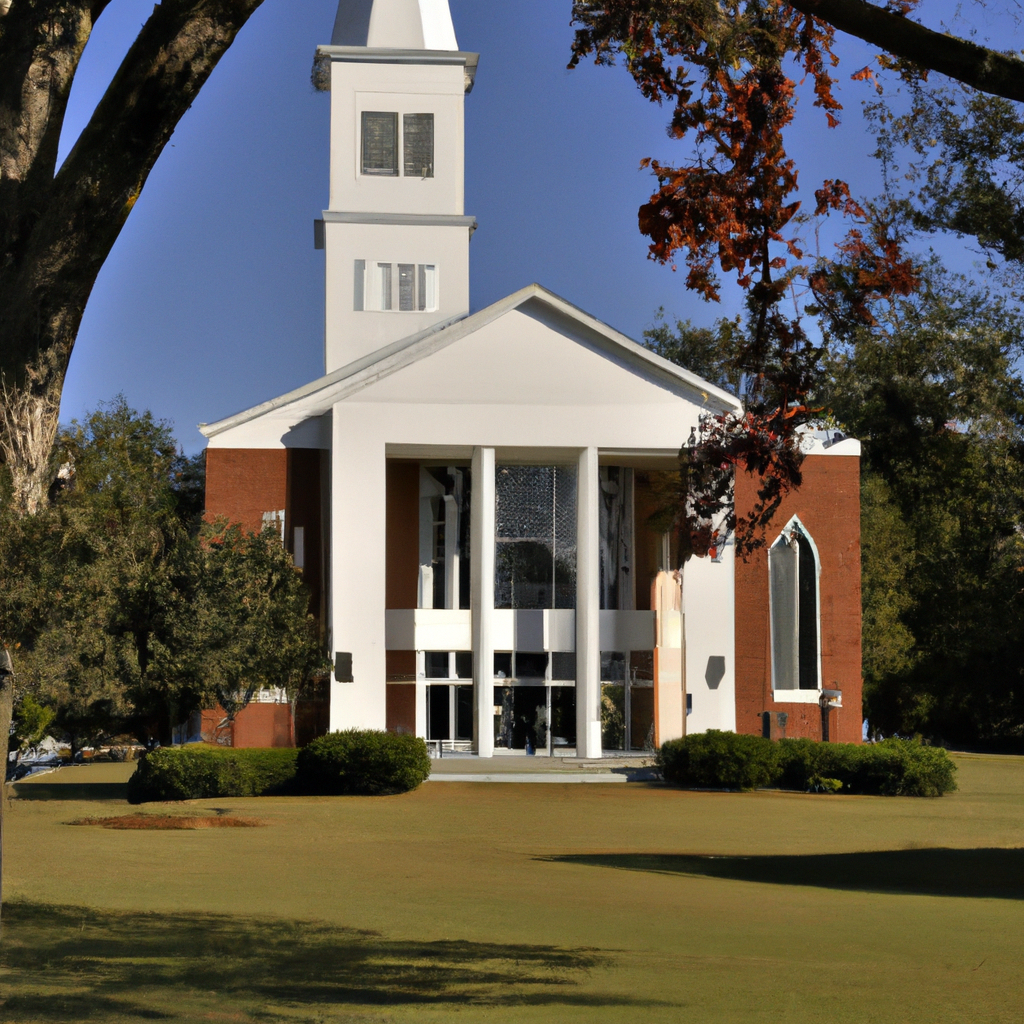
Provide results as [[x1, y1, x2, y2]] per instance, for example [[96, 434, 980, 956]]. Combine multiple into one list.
[[315, 45, 479, 91]]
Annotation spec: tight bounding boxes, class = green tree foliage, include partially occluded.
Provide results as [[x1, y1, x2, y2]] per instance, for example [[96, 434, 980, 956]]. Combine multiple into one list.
[[821, 267, 1024, 745], [0, 398, 324, 751], [8, 693, 54, 757], [196, 521, 326, 725], [869, 81, 1024, 270], [646, 259, 1024, 746], [642, 310, 741, 395]]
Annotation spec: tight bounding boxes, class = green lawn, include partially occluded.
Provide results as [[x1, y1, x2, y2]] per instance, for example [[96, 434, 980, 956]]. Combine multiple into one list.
[[2, 753, 1023, 1023]]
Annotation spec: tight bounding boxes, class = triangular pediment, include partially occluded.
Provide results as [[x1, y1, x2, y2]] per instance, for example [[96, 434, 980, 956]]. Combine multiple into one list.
[[200, 285, 740, 443]]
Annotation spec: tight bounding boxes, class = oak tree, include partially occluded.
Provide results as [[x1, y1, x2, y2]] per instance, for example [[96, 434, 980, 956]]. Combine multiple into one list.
[[0, 0, 268, 919], [569, 1, 1024, 556]]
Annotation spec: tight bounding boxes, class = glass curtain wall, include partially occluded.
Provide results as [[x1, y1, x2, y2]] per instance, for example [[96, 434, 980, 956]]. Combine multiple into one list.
[[597, 465, 653, 751], [494, 465, 577, 610], [493, 465, 578, 752]]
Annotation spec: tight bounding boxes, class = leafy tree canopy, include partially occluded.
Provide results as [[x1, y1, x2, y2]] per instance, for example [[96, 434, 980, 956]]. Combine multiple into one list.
[[569, 1, 1024, 556], [0, 398, 324, 752]]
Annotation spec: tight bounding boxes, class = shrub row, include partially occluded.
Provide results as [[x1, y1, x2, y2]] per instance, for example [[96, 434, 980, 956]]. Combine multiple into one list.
[[656, 731, 957, 797], [127, 746, 298, 803], [127, 730, 431, 804], [296, 730, 432, 796]]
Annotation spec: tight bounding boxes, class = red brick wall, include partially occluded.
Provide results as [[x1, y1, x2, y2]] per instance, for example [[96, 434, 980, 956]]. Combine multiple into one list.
[[386, 461, 419, 611], [386, 684, 416, 735], [205, 449, 288, 536], [199, 703, 295, 748], [734, 454, 863, 743]]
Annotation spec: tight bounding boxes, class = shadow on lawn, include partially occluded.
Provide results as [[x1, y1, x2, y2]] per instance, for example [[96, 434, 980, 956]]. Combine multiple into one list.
[[546, 848, 1024, 900], [0, 901, 666, 1022]]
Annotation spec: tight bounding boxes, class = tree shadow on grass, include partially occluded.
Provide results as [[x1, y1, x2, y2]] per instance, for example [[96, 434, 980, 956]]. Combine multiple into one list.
[[544, 848, 1024, 900], [0, 901, 671, 1023]]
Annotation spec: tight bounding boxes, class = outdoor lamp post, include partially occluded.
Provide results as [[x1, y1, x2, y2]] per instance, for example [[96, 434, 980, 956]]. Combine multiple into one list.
[[819, 688, 842, 743]]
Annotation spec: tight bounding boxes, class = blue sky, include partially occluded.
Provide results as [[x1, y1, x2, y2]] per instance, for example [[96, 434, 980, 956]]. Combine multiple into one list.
[[56, 1, 1019, 452]]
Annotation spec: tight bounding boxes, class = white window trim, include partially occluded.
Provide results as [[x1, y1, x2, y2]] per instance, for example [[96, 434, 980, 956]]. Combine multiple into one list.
[[767, 514, 823, 701]]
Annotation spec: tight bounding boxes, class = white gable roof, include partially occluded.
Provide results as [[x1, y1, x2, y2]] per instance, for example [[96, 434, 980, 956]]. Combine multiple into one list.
[[200, 284, 741, 447]]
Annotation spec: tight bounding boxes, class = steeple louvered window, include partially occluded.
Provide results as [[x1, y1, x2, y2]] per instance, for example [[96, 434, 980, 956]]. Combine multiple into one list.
[[361, 111, 399, 176], [355, 261, 438, 312], [360, 111, 434, 178], [403, 114, 434, 178]]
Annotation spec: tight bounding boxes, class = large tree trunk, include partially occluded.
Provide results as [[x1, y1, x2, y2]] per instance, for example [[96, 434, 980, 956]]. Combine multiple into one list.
[[0, 0, 268, 927], [0, 0, 267, 512], [0, 351, 63, 514]]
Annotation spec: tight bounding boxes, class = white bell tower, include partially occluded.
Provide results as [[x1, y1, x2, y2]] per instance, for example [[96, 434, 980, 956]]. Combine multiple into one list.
[[316, 0, 478, 372]]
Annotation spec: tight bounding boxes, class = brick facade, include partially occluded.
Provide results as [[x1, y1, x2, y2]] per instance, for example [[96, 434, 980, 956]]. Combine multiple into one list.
[[202, 447, 328, 748], [733, 454, 863, 743]]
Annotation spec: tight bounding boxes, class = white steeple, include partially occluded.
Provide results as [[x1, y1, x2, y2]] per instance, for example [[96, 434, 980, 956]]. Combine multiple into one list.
[[317, 1, 478, 372], [332, 0, 459, 51]]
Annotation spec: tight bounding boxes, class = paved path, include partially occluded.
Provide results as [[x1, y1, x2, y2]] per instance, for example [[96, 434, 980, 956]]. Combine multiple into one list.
[[426, 755, 660, 783]]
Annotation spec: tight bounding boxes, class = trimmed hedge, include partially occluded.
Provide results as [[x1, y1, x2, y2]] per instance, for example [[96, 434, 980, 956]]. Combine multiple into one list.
[[127, 746, 298, 804], [657, 731, 957, 797], [295, 729, 431, 796]]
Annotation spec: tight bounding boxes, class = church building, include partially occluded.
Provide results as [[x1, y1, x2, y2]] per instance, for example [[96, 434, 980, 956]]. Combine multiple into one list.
[[199, 0, 863, 755]]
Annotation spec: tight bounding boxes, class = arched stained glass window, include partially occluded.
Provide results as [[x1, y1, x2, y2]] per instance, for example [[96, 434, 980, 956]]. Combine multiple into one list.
[[768, 518, 820, 691]]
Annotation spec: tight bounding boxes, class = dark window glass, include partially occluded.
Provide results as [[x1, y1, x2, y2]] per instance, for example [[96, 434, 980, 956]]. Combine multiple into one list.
[[455, 651, 473, 679], [600, 651, 626, 682], [403, 113, 434, 177], [425, 652, 449, 679], [515, 652, 548, 679], [362, 111, 398, 175], [797, 533, 819, 689], [398, 263, 415, 311], [551, 652, 576, 680], [428, 685, 450, 740], [456, 686, 473, 739], [493, 652, 513, 680]]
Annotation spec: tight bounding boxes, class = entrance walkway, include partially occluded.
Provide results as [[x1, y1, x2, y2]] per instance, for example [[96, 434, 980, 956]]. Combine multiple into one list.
[[426, 753, 660, 784]]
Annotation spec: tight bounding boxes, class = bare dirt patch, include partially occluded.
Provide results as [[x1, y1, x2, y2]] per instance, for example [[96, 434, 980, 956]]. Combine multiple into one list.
[[68, 814, 266, 830]]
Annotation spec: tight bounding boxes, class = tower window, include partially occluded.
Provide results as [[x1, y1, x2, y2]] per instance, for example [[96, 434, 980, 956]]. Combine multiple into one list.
[[403, 113, 434, 177], [356, 261, 438, 312], [360, 111, 434, 178], [361, 111, 398, 175], [398, 263, 415, 311]]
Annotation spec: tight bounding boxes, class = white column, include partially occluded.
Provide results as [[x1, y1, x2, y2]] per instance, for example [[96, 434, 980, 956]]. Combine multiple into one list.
[[471, 446, 495, 757], [576, 446, 602, 758], [415, 651, 428, 738], [329, 404, 387, 730]]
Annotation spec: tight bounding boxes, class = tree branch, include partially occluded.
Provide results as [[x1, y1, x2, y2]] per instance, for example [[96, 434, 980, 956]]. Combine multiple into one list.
[[787, 0, 1024, 104], [0, 0, 265, 383]]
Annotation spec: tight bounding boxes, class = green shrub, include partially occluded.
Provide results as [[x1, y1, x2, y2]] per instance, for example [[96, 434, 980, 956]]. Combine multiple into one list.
[[659, 732, 957, 797], [127, 746, 298, 803], [295, 729, 431, 796], [657, 730, 781, 790]]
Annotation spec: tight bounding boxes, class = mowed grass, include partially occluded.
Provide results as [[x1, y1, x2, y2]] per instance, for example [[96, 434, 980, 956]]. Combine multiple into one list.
[[2, 753, 1024, 1023]]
